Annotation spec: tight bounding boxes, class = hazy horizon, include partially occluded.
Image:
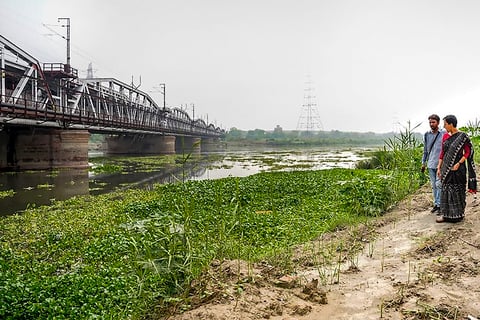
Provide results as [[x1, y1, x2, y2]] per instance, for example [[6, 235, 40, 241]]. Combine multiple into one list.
[[2, 0, 480, 134]]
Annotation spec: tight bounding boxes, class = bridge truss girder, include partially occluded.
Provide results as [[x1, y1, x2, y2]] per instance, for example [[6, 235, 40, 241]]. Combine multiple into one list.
[[0, 34, 224, 138]]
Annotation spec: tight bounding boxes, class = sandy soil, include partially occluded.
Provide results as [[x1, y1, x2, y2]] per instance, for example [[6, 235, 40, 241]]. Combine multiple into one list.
[[160, 180, 480, 320]]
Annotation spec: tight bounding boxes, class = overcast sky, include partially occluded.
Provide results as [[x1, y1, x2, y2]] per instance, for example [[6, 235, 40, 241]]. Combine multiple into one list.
[[1, 0, 480, 133]]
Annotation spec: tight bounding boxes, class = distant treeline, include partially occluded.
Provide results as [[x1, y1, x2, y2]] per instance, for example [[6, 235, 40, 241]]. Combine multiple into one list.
[[225, 127, 419, 146]]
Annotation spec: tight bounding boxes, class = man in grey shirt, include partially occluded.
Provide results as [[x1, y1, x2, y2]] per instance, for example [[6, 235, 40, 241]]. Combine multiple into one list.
[[421, 114, 445, 213]]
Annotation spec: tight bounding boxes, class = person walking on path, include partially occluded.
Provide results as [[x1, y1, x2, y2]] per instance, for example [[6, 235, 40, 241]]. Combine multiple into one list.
[[421, 114, 445, 213], [436, 115, 477, 223]]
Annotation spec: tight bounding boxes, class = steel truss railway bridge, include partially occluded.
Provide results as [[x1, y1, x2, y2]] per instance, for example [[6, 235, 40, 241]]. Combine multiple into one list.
[[0, 34, 225, 170]]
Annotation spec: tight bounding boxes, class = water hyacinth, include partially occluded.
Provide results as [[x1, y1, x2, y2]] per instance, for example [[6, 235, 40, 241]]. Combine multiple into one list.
[[0, 164, 423, 319]]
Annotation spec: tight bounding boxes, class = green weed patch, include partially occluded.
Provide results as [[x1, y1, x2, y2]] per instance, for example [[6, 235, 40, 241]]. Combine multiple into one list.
[[0, 168, 421, 319]]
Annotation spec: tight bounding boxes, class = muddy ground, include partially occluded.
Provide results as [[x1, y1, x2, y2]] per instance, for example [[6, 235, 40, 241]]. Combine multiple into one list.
[[160, 181, 480, 320]]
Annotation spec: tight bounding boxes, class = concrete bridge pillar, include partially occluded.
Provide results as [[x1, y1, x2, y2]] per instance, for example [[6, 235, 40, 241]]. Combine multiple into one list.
[[105, 134, 176, 154], [0, 133, 7, 169], [175, 136, 201, 154], [0, 128, 89, 170], [201, 137, 224, 152]]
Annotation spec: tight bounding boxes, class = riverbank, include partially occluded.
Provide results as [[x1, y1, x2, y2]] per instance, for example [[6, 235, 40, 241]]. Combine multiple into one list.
[[164, 176, 480, 319]]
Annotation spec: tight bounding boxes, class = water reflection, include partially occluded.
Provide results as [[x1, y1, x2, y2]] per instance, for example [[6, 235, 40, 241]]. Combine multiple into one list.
[[90, 162, 208, 194], [0, 169, 89, 216]]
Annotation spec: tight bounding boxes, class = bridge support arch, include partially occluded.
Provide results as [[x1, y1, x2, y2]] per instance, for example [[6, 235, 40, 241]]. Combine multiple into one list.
[[0, 128, 89, 170]]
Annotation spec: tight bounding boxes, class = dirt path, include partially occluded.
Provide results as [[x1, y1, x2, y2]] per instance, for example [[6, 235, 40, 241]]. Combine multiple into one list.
[[164, 183, 480, 320]]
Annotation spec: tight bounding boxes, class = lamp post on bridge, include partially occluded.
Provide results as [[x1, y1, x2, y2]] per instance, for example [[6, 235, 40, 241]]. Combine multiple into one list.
[[159, 83, 166, 111], [58, 17, 70, 72]]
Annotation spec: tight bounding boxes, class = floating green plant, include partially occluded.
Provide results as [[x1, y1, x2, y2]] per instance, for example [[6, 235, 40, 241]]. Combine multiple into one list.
[[0, 189, 15, 199], [91, 163, 123, 174], [36, 183, 54, 189]]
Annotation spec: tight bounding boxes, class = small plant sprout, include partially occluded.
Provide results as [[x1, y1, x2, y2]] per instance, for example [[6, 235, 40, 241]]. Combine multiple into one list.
[[368, 240, 375, 258], [381, 238, 386, 272]]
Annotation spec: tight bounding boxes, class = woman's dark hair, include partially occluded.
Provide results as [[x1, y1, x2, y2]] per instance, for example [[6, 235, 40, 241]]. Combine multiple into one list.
[[443, 114, 457, 127], [428, 114, 440, 122]]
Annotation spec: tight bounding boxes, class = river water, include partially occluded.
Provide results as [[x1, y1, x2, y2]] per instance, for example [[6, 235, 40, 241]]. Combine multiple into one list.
[[0, 146, 374, 216]]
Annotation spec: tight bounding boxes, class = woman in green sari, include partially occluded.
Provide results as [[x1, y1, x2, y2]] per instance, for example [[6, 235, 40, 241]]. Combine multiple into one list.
[[436, 115, 477, 223]]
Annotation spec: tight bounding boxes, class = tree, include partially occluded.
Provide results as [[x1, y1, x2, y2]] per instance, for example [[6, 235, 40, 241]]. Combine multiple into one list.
[[225, 127, 245, 140], [246, 129, 266, 141]]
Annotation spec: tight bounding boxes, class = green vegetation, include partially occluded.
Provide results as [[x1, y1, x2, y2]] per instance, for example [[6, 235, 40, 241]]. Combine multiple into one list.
[[225, 127, 418, 146], [0, 172, 422, 319], [460, 118, 480, 139], [0, 189, 15, 199], [460, 118, 480, 163], [90, 155, 179, 174], [0, 125, 427, 319], [36, 183, 54, 189], [89, 154, 224, 175], [90, 163, 123, 174]]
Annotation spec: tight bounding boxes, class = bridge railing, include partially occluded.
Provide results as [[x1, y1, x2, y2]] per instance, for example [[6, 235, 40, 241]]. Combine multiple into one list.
[[0, 91, 225, 137], [43, 63, 79, 78]]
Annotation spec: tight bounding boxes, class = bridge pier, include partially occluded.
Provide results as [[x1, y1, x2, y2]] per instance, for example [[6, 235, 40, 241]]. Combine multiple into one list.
[[201, 137, 224, 152], [0, 128, 89, 170], [175, 136, 201, 154], [105, 135, 176, 154]]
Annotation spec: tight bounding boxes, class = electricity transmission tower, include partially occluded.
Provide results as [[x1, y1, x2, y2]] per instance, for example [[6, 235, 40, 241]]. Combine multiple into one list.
[[86, 63, 94, 78], [296, 76, 323, 133]]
